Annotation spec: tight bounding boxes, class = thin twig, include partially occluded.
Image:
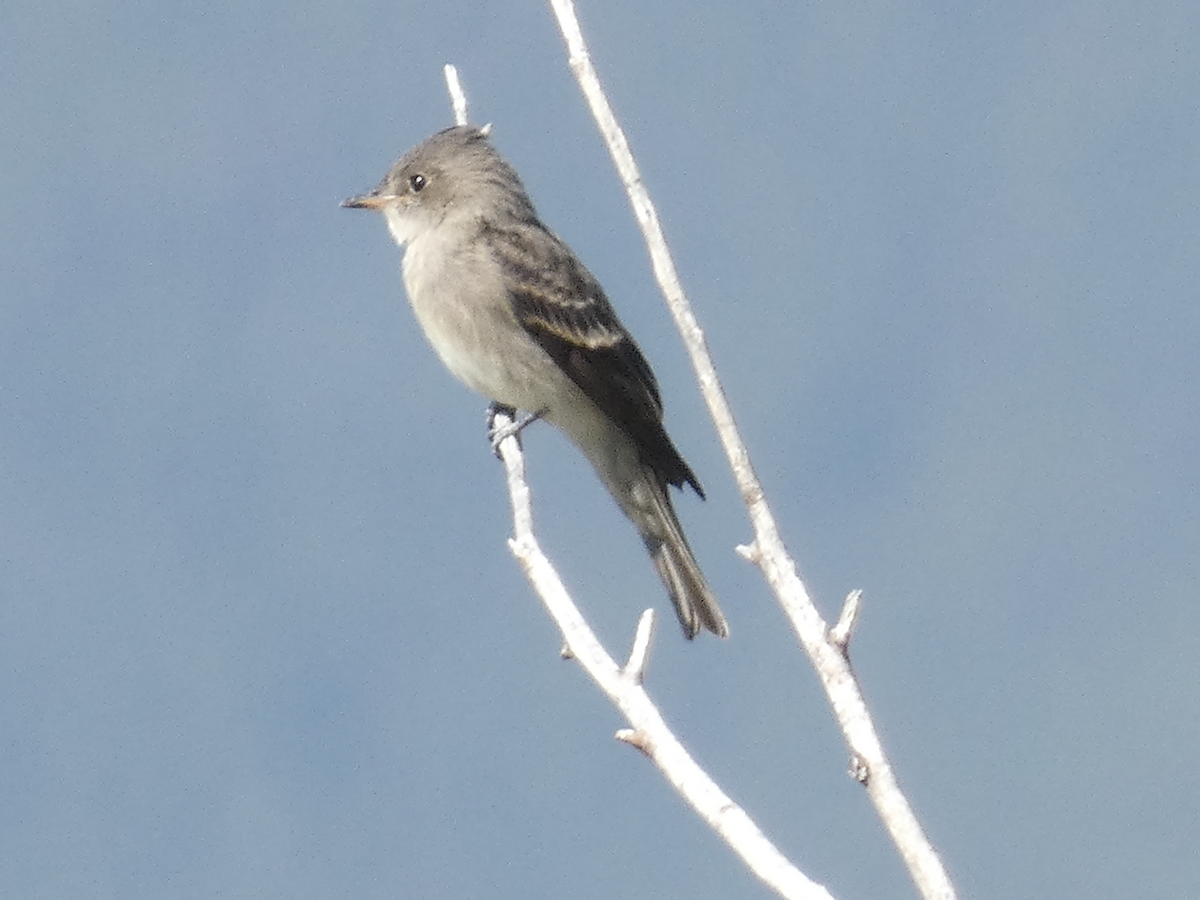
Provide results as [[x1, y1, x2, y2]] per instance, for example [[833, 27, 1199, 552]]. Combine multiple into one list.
[[623, 608, 656, 685], [829, 590, 863, 653], [444, 64, 469, 126], [542, 3, 958, 899]]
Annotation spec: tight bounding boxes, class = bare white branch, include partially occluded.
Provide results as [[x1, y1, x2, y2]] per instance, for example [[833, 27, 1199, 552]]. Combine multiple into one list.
[[490, 409, 835, 900], [542, 3, 959, 899], [443, 65, 469, 126]]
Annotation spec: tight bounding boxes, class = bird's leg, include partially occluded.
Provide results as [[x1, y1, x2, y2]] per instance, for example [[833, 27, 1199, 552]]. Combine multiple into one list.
[[487, 402, 546, 455]]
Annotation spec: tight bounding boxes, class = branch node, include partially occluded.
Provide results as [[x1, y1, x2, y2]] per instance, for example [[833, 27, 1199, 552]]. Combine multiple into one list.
[[829, 589, 864, 653], [615, 728, 653, 757], [622, 609, 656, 684], [559, 642, 574, 661], [848, 752, 871, 785], [735, 541, 761, 563]]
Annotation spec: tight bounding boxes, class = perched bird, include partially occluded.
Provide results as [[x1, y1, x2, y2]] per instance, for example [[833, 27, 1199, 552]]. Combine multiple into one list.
[[343, 125, 727, 639]]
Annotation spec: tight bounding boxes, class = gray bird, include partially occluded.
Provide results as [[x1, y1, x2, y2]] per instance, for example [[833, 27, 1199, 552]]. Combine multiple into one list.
[[343, 125, 727, 639]]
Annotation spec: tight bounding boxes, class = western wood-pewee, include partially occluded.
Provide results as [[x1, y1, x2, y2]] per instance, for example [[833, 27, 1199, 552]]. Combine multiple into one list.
[[343, 125, 727, 639]]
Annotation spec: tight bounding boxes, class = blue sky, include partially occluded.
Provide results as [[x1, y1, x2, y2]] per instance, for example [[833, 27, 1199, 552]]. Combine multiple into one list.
[[3, 1, 1198, 898]]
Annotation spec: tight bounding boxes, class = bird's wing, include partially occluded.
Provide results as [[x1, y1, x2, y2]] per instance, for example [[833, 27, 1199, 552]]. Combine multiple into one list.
[[489, 221, 703, 495]]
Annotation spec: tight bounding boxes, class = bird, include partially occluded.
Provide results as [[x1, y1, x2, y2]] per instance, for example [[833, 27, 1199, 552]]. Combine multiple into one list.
[[343, 124, 727, 639]]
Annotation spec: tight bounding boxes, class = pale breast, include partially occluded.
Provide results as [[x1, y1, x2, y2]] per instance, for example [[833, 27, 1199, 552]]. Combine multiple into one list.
[[400, 234, 580, 414]]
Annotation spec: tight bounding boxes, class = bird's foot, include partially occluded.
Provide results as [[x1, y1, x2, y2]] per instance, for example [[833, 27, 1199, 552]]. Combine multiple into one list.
[[487, 403, 545, 456]]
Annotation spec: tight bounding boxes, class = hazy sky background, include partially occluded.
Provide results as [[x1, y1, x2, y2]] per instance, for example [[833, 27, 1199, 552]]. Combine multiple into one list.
[[3, 1, 1198, 898]]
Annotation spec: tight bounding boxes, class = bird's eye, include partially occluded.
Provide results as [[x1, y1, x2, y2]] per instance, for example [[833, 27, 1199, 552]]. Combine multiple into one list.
[[409, 174, 426, 193]]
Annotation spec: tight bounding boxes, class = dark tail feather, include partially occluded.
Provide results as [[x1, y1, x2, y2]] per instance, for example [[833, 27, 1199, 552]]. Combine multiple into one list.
[[648, 532, 728, 639], [638, 477, 728, 639]]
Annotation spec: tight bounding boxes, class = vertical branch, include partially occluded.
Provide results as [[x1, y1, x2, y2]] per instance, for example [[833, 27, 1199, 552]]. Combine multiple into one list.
[[444, 64, 469, 126], [542, 3, 958, 899]]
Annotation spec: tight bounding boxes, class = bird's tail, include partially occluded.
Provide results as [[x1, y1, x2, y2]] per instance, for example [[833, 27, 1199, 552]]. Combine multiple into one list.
[[633, 472, 728, 640]]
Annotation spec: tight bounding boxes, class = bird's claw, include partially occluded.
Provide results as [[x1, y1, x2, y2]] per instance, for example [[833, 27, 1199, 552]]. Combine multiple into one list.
[[487, 403, 545, 456]]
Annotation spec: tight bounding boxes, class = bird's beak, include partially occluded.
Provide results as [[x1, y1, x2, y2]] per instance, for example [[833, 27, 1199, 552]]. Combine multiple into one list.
[[341, 192, 393, 210]]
